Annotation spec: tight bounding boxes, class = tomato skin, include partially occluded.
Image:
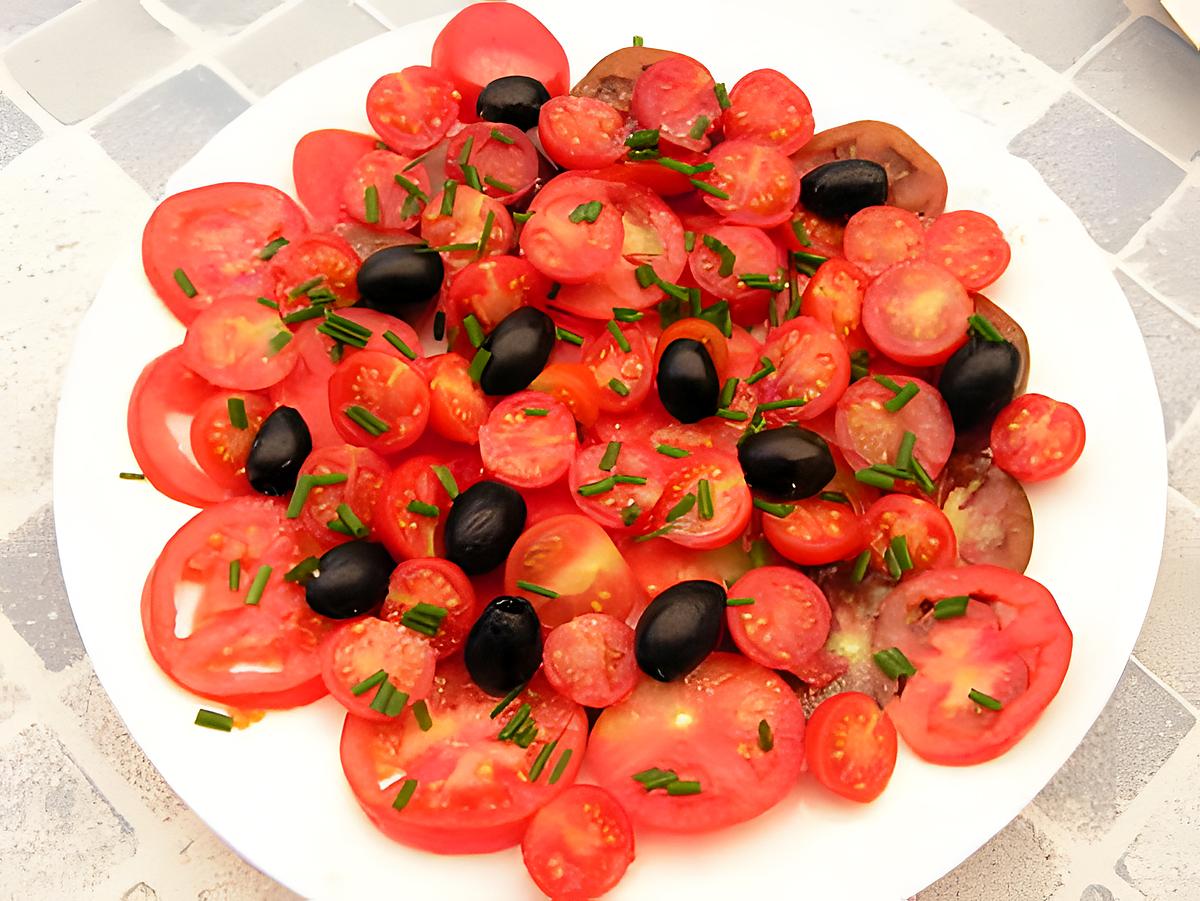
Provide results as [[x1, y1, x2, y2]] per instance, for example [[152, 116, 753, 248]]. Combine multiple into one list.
[[864, 494, 958, 577], [446, 122, 539, 204], [374, 453, 464, 560], [189, 390, 272, 494], [726, 566, 833, 673], [542, 614, 638, 708], [292, 129, 378, 228], [268, 359, 342, 450], [421, 185, 514, 273], [479, 392, 577, 489], [938, 451, 1034, 572], [298, 308, 424, 376], [380, 557, 477, 659], [653, 318, 730, 379], [538, 94, 629, 170], [530, 363, 602, 428], [649, 449, 752, 550], [688, 225, 783, 317], [294, 444, 389, 544], [181, 296, 299, 391], [834, 375, 955, 478], [365, 66, 459, 156], [806, 692, 898, 803], [925, 210, 1011, 290], [802, 257, 869, 345], [328, 350, 431, 455], [342, 149, 432, 232], [724, 68, 815, 156], [862, 259, 972, 367], [422, 353, 492, 445], [520, 192, 625, 284], [758, 316, 851, 422], [319, 617, 436, 723], [843, 205, 926, 278], [990, 393, 1086, 483]]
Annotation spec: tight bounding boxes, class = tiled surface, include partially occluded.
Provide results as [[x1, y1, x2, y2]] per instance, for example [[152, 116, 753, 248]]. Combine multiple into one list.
[[1, 0, 1198, 898]]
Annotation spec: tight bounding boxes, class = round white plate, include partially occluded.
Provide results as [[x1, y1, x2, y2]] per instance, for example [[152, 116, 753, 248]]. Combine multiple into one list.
[[54, 2, 1167, 897]]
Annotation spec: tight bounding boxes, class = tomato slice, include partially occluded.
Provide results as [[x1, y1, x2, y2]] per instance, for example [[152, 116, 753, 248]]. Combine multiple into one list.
[[421, 185, 514, 273], [142, 182, 308, 324], [180, 296, 298, 391], [588, 653, 806, 831], [648, 448, 751, 549], [340, 665, 586, 853], [724, 68, 815, 156], [781, 205, 845, 259], [801, 258, 869, 347], [758, 316, 851, 422], [268, 359, 342, 450], [568, 441, 665, 531], [479, 392, 577, 489], [990, 393, 1086, 483], [446, 255, 551, 331], [620, 538, 760, 604], [423, 353, 492, 445], [571, 45, 679, 113], [542, 614, 638, 708], [366, 66, 459, 156], [726, 566, 832, 673], [374, 453, 476, 560], [537, 94, 629, 170], [938, 451, 1034, 572], [320, 618, 437, 722], [805, 691, 898, 803], [520, 191, 625, 284], [872, 564, 1072, 765], [143, 497, 330, 707], [688, 225, 784, 318], [188, 390, 272, 494], [863, 494, 957, 577], [521, 784, 636, 900], [341, 149, 432, 232], [297, 308, 424, 377], [834, 375, 954, 478], [762, 496, 867, 566], [631, 56, 720, 151], [292, 128, 378, 228], [862, 259, 971, 366], [294, 443, 388, 544], [380, 557, 477, 660], [328, 350, 430, 454], [530, 363, 602, 427], [268, 233, 360, 314], [696, 139, 800, 228], [924, 210, 1011, 291], [843, 206, 926, 279], [446, 122, 539, 204], [580, 320, 654, 414]]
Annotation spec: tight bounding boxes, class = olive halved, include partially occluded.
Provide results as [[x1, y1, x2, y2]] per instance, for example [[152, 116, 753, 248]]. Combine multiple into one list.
[[634, 580, 726, 682], [480, 306, 555, 396], [800, 159, 888, 221], [464, 595, 543, 696], [656, 338, 719, 424], [444, 480, 528, 575], [938, 335, 1021, 431], [304, 541, 395, 620], [737, 426, 836, 500], [246, 406, 311, 496], [477, 75, 551, 132], [356, 244, 444, 323]]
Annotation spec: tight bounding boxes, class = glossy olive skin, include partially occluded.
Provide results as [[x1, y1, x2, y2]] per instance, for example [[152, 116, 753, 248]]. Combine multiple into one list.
[[356, 245, 444, 323], [477, 75, 551, 132], [305, 541, 395, 620], [444, 480, 528, 575], [738, 426, 836, 500], [938, 336, 1021, 431], [246, 406, 311, 496], [656, 338, 719, 424], [635, 580, 726, 682], [464, 596, 544, 696], [480, 306, 555, 396], [800, 160, 888, 220]]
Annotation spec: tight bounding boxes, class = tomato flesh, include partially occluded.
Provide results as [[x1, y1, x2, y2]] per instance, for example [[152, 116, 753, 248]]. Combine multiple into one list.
[[697, 139, 800, 228], [295, 444, 389, 544], [726, 566, 833, 673], [328, 350, 431, 454], [862, 259, 971, 366], [863, 494, 958, 577], [189, 390, 272, 493], [538, 94, 629, 170], [925, 210, 1011, 291], [522, 785, 635, 900], [724, 68, 814, 156], [381, 557, 477, 659], [479, 392, 577, 488], [990, 393, 1086, 483], [182, 296, 298, 391], [542, 614, 638, 708], [320, 617, 437, 722], [806, 691, 898, 803], [365, 66, 459, 156]]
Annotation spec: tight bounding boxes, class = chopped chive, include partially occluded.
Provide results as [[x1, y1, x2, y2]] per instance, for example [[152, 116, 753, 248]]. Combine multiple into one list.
[[612, 307, 644, 322], [855, 469, 895, 490], [934, 595, 970, 619], [625, 128, 660, 150], [548, 748, 573, 784], [335, 503, 368, 538], [484, 175, 515, 195], [621, 503, 642, 527], [529, 739, 558, 781], [717, 409, 749, 422], [790, 217, 812, 247], [691, 178, 729, 200], [569, 200, 604, 224], [657, 156, 704, 175], [282, 304, 325, 325], [516, 579, 559, 599], [394, 172, 429, 201], [315, 322, 368, 348], [697, 478, 714, 520], [497, 703, 532, 741], [756, 397, 808, 413], [477, 210, 496, 255], [633, 524, 674, 543], [850, 549, 871, 584], [969, 689, 1003, 711], [758, 719, 774, 752], [885, 383, 920, 413], [655, 444, 690, 459], [243, 565, 272, 606], [195, 709, 233, 731], [228, 559, 241, 591], [606, 320, 631, 352], [748, 537, 769, 569], [550, 284, 563, 301], [688, 286, 702, 316], [868, 463, 914, 480], [820, 491, 850, 505], [258, 237, 290, 260], [368, 679, 396, 714], [578, 476, 616, 497], [324, 308, 371, 337], [726, 597, 755, 607], [523, 407, 549, 417], [714, 82, 731, 109], [635, 264, 658, 288], [793, 251, 829, 270], [363, 185, 380, 224], [267, 330, 292, 356], [288, 275, 325, 299], [667, 780, 702, 796], [391, 778, 418, 811], [468, 347, 492, 383], [513, 210, 534, 224], [461, 163, 483, 192], [344, 405, 389, 437], [701, 300, 733, 340], [753, 498, 794, 518], [873, 374, 903, 393], [284, 556, 320, 583], [612, 474, 647, 486], [118, 471, 145, 480], [326, 518, 353, 536], [408, 699, 433, 732], [382, 329, 418, 360], [173, 268, 197, 298], [256, 296, 279, 310], [719, 378, 738, 408], [462, 314, 485, 348], [688, 115, 710, 141], [286, 475, 314, 518], [684, 230, 696, 252], [768, 291, 780, 326], [489, 683, 526, 719], [608, 378, 630, 397], [598, 441, 622, 472], [555, 326, 584, 346], [874, 647, 917, 680], [745, 357, 777, 385], [513, 722, 539, 748], [226, 396, 248, 430], [632, 34, 644, 46], [968, 314, 1005, 343], [440, 179, 458, 216], [429, 463, 459, 499], [911, 458, 936, 495], [632, 767, 678, 790], [850, 349, 870, 383], [386, 690, 411, 718], [666, 493, 697, 522], [890, 534, 914, 572], [627, 147, 659, 161], [406, 499, 440, 518], [896, 431, 917, 472], [457, 134, 475, 165], [489, 127, 515, 145], [433, 310, 446, 341], [701, 234, 736, 277], [884, 546, 903, 580], [348, 670, 387, 698]]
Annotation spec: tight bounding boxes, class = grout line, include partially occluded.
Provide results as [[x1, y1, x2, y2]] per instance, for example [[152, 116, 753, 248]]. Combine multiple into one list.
[[1165, 404, 1200, 457], [1064, 83, 1193, 172], [1060, 13, 1137, 80], [1131, 637, 1200, 720], [1113, 261, 1200, 332]]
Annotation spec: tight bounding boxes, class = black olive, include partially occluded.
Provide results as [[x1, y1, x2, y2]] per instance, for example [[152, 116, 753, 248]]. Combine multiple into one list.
[[480, 306, 555, 396], [634, 580, 726, 682], [476, 76, 551, 132], [246, 406, 311, 496], [304, 541, 395, 619], [356, 245, 444, 323], [656, 338, 719, 424], [938, 336, 1021, 431], [444, 480, 527, 575], [464, 596, 543, 696], [737, 426, 836, 500], [800, 160, 888, 220]]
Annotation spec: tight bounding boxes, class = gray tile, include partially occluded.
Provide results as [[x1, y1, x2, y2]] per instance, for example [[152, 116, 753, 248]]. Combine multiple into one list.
[[956, 0, 1127, 71], [219, 0, 386, 96], [0, 725, 136, 897], [3, 0, 186, 124], [161, 0, 284, 36], [1117, 270, 1200, 441], [91, 66, 249, 197], [1076, 17, 1200, 163], [1007, 92, 1185, 252], [1033, 660, 1195, 839], [359, 0, 465, 28], [0, 505, 83, 672], [916, 815, 1064, 901], [1168, 413, 1200, 509], [1116, 742, 1200, 898], [0, 0, 78, 46], [0, 661, 29, 723], [1125, 186, 1200, 322], [1080, 886, 1116, 901], [0, 92, 41, 168]]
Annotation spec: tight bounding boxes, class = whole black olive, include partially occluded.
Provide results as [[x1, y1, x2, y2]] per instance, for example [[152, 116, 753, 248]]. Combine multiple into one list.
[[634, 580, 726, 682], [480, 306, 555, 396], [476, 76, 551, 132], [800, 160, 888, 220], [304, 541, 395, 619], [737, 427, 836, 500], [464, 596, 543, 696], [356, 245, 444, 323], [656, 338, 719, 424], [444, 480, 527, 575], [246, 406, 311, 496], [938, 336, 1021, 431]]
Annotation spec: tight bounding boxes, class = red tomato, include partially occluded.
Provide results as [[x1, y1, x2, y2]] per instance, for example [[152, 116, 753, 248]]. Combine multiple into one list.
[[431, 2, 569, 118], [341, 149, 432, 231], [339, 665, 586, 853], [366, 66, 459, 156], [649, 449, 751, 549], [781, 206, 845, 258], [292, 128, 378, 228], [268, 359, 342, 450], [142, 182, 308, 324], [446, 122, 539, 204], [762, 496, 867, 566], [805, 692, 898, 802], [588, 654, 806, 831], [181, 296, 298, 390], [862, 259, 971, 366], [505, 514, 644, 628], [990, 393, 1086, 482], [374, 453, 471, 560], [423, 353, 492, 444], [581, 320, 654, 414], [802, 258, 869, 344], [446, 255, 550, 330], [724, 68, 815, 155], [873, 565, 1072, 765], [724, 325, 765, 378], [380, 557, 477, 660], [653, 318, 730, 379], [522, 785, 635, 900], [294, 444, 389, 543], [834, 375, 954, 478], [421, 185, 514, 273], [726, 566, 832, 673], [688, 225, 784, 317], [297, 308, 424, 376], [758, 316, 851, 422], [696, 139, 800, 228], [538, 95, 629, 169], [328, 350, 430, 454], [924, 210, 1011, 290], [520, 191, 624, 283], [188, 390, 272, 493], [843, 206, 926, 278], [142, 497, 330, 707], [530, 363, 602, 427], [319, 618, 436, 722], [542, 614, 638, 708], [863, 494, 958, 577], [568, 441, 665, 531], [479, 392, 577, 488], [611, 146, 709, 196], [631, 56, 720, 151], [269, 233, 360, 313], [620, 538, 730, 602]]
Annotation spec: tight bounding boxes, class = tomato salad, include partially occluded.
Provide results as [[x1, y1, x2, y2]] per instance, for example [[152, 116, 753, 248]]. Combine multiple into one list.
[[128, 4, 1083, 896]]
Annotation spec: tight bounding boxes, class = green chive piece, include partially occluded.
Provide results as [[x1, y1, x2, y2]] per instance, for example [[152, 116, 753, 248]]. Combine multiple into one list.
[[489, 128, 515, 145], [173, 268, 197, 297], [612, 475, 647, 485], [688, 286, 702, 316], [528, 740, 557, 781], [697, 478, 714, 520], [440, 179, 458, 216], [554, 325, 584, 346], [745, 357, 777, 385], [284, 556, 320, 583], [548, 748, 574, 785], [458, 135, 475, 165], [569, 200, 604, 224], [868, 463, 914, 480], [228, 559, 241, 591], [611, 307, 643, 323], [627, 146, 659, 161], [850, 349, 870, 382], [620, 503, 642, 527], [885, 383, 920, 413], [632, 767, 678, 790], [462, 163, 483, 192], [911, 458, 936, 495], [666, 493, 697, 522], [484, 175, 515, 195], [748, 537, 769, 569], [874, 647, 917, 680], [281, 304, 325, 325], [934, 596, 970, 619], [578, 476, 616, 497], [383, 330, 418, 360], [462, 314, 485, 348], [635, 264, 658, 288], [701, 234, 736, 277], [363, 185, 380, 224], [409, 699, 433, 732], [316, 322, 368, 348], [632, 34, 644, 46], [259, 237, 290, 260], [514, 722, 539, 749], [688, 115, 710, 141], [113, 469, 140, 479], [726, 597, 755, 607], [684, 230, 696, 252], [969, 689, 1003, 711], [598, 441, 622, 472], [820, 491, 850, 505], [657, 156, 703, 176], [699, 298, 732, 337], [608, 378, 630, 397], [604, 320, 631, 353], [394, 173, 430, 202], [791, 217, 812, 247], [513, 210, 534, 224], [477, 210, 496, 255], [758, 719, 774, 752], [625, 128, 660, 150], [717, 409, 749, 422], [392, 778, 418, 811], [430, 464, 459, 499], [401, 603, 448, 635], [351, 669, 388, 696], [756, 397, 808, 413], [667, 780, 702, 796], [286, 475, 314, 519], [325, 310, 371, 337], [884, 546, 903, 580], [968, 314, 1005, 343], [691, 179, 729, 200], [195, 709, 233, 731], [793, 250, 829, 270], [753, 498, 794, 518], [633, 524, 673, 543], [344, 405, 389, 437], [489, 683, 526, 719], [719, 378, 738, 409], [267, 330, 292, 356], [244, 565, 272, 606], [768, 291, 780, 326], [855, 469, 895, 490], [387, 689, 411, 718], [655, 444, 690, 459], [334, 503, 368, 538], [406, 499, 440, 518], [714, 82, 731, 110], [497, 703, 532, 741], [326, 518, 354, 536], [288, 275, 325, 299], [891, 534, 914, 572], [468, 347, 492, 383], [896, 431, 917, 473], [850, 549, 871, 584], [433, 310, 446, 342], [368, 680, 395, 714], [523, 408, 549, 417], [516, 579, 559, 599], [873, 374, 903, 394], [226, 396, 248, 430]]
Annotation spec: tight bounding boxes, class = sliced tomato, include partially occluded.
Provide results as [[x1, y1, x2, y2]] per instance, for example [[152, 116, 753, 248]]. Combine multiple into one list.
[[374, 453, 473, 560], [589, 653, 806, 831], [380, 557, 477, 659], [530, 363, 602, 427], [863, 494, 957, 577], [805, 691, 898, 802], [421, 185, 514, 273], [542, 614, 638, 708], [143, 497, 330, 707], [925, 210, 1010, 291], [631, 56, 719, 151], [801, 257, 869, 345], [696, 139, 800, 228], [537, 94, 629, 169], [320, 618, 436, 723], [298, 308, 424, 376], [938, 451, 1034, 572], [340, 665, 586, 853], [568, 441, 665, 531], [762, 496, 867, 566], [479, 392, 577, 488], [328, 350, 430, 454], [610, 146, 709, 196], [757, 316, 851, 422], [423, 352, 492, 444], [268, 359, 342, 450], [862, 259, 971, 366], [580, 320, 654, 414], [189, 390, 273, 493], [342, 149, 432, 231], [724, 68, 815, 155], [366, 66, 459, 156], [522, 784, 635, 900], [520, 191, 624, 283], [834, 375, 954, 478], [781, 206, 845, 259], [723, 325, 765, 378], [843, 206, 926, 279], [142, 182, 308, 324], [446, 122, 539, 204], [648, 448, 751, 549], [181, 296, 298, 390], [688, 225, 784, 320], [446, 255, 551, 331], [292, 128, 378, 228], [990, 393, 1086, 483], [620, 538, 755, 605], [726, 566, 832, 673], [269, 233, 361, 314], [294, 444, 389, 544]]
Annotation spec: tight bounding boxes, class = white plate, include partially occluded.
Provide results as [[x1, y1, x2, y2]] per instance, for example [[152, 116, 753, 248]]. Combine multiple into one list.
[[53, 2, 1167, 897]]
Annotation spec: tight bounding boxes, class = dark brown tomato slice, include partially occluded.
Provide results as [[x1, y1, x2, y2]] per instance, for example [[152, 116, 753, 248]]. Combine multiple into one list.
[[925, 210, 1011, 291], [479, 392, 577, 489], [571, 45, 678, 113], [790, 120, 948, 219], [581, 319, 654, 414], [142, 182, 308, 325], [688, 225, 784, 315], [588, 653, 806, 831], [568, 441, 665, 531], [631, 55, 721, 152], [762, 497, 867, 567], [648, 448, 751, 550], [319, 618, 437, 723], [366, 66, 459, 156], [530, 363, 602, 428], [298, 308, 424, 377], [181, 296, 298, 390], [446, 122, 539, 204], [726, 566, 833, 673], [697, 139, 800, 228], [294, 443, 389, 544], [802, 257, 869, 347], [863, 494, 958, 577], [342, 149, 432, 231], [339, 664, 586, 854], [758, 316, 851, 423], [862, 259, 971, 367], [834, 375, 954, 478], [521, 785, 636, 900], [421, 185, 514, 273], [381, 557, 477, 659], [520, 191, 625, 284], [542, 613, 638, 707], [423, 353, 492, 445], [938, 451, 1034, 572], [725, 68, 815, 155], [328, 350, 430, 454], [538, 94, 629, 170], [805, 691, 898, 803], [267, 359, 341, 450], [990, 393, 1086, 483], [189, 390, 273, 493], [973, 293, 1029, 394], [292, 128, 379, 228], [373, 454, 462, 560], [269, 233, 361, 314], [447, 254, 551, 331], [844, 205, 926, 279], [781, 205, 845, 258]]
